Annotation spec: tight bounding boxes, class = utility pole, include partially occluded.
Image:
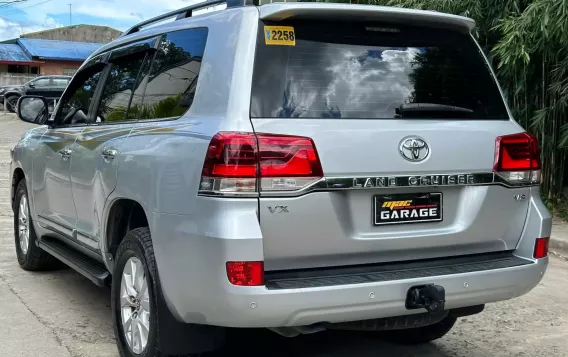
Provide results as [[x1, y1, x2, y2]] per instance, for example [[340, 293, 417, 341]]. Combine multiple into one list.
[[69, 4, 72, 26]]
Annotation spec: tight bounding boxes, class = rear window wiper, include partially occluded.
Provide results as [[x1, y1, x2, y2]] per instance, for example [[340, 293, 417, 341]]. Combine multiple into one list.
[[395, 103, 474, 118]]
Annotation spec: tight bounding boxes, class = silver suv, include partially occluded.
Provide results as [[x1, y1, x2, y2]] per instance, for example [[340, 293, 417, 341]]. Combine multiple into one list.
[[10, 1, 551, 356]]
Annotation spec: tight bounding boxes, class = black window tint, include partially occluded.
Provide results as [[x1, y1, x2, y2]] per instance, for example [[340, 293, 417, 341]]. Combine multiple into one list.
[[97, 52, 148, 122], [138, 28, 207, 120], [57, 65, 104, 126], [251, 21, 509, 120]]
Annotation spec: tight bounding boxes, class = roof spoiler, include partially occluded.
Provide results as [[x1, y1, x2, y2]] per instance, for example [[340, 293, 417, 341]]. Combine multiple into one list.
[[120, 0, 254, 38]]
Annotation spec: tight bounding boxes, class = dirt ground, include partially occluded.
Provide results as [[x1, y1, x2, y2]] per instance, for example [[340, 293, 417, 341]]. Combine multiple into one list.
[[1, 113, 567, 357]]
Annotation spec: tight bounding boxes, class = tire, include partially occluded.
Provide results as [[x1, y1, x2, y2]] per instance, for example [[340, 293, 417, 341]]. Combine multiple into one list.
[[381, 316, 457, 345], [112, 227, 161, 357], [14, 179, 57, 270], [6, 95, 19, 113]]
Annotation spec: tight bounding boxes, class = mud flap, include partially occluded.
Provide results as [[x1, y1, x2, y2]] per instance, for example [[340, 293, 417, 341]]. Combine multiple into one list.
[[155, 273, 226, 355]]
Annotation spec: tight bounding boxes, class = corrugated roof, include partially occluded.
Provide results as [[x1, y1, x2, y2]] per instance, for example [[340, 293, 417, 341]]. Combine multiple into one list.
[[0, 43, 33, 63], [17, 38, 104, 62]]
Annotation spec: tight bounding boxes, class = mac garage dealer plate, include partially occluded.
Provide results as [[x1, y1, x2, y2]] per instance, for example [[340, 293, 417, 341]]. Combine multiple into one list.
[[373, 193, 442, 226]]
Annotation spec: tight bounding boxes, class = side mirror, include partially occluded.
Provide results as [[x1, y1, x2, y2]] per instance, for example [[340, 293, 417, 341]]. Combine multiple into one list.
[[28, 83, 35, 88], [17, 96, 49, 125]]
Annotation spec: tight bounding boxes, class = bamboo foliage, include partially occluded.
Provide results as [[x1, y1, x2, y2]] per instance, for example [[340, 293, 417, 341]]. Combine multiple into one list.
[[316, 0, 568, 198]]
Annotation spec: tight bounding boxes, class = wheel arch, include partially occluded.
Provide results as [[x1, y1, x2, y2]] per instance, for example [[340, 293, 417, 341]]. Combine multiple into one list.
[[11, 167, 25, 211], [103, 197, 150, 271], [4, 91, 21, 99]]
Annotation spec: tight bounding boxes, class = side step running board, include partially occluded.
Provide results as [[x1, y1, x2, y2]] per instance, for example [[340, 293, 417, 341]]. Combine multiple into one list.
[[37, 238, 110, 287]]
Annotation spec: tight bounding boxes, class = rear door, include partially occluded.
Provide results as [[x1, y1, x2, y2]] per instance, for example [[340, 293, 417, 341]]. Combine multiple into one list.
[[250, 20, 531, 270]]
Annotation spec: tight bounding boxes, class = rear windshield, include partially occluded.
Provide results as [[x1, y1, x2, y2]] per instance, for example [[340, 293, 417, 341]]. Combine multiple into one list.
[[250, 21, 509, 120]]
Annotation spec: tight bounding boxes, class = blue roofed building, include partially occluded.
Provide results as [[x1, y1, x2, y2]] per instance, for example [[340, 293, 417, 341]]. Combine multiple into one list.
[[17, 38, 105, 76], [0, 25, 120, 81], [0, 43, 44, 75]]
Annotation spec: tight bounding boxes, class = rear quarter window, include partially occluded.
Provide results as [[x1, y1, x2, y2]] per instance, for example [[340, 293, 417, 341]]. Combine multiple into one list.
[[251, 21, 509, 120], [137, 28, 208, 121]]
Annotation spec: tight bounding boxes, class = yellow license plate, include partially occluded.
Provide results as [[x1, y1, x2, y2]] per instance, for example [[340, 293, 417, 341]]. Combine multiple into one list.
[[264, 26, 296, 46]]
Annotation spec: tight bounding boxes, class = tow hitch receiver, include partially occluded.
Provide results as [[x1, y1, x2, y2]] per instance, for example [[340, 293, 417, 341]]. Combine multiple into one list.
[[406, 284, 446, 314]]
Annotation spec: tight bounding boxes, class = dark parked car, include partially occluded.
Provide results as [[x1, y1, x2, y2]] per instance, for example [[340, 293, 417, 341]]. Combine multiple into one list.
[[0, 75, 71, 112]]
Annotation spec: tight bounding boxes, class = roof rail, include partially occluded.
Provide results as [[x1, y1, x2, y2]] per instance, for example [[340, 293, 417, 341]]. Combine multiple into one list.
[[121, 0, 254, 37]]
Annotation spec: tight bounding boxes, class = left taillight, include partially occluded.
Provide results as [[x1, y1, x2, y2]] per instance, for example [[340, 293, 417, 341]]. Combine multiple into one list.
[[494, 132, 541, 185], [199, 132, 323, 195]]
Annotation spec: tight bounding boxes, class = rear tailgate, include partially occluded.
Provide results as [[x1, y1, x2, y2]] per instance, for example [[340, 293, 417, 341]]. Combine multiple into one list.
[[250, 17, 532, 271]]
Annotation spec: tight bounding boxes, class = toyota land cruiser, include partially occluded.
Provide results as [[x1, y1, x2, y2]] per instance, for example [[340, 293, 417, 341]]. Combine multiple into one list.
[[10, 1, 551, 356]]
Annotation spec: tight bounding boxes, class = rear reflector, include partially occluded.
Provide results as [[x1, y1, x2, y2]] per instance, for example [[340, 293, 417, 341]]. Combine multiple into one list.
[[199, 132, 323, 195], [226, 261, 264, 286], [533, 237, 549, 259], [494, 132, 541, 185]]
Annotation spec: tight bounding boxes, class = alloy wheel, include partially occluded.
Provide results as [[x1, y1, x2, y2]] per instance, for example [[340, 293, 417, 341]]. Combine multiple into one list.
[[18, 195, 30, 255], [120, 256, 151, 354]]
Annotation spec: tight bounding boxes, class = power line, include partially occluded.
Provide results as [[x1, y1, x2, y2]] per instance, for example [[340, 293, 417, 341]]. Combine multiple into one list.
[[0, 0, 27, 9], [0, 0, 54, 13]]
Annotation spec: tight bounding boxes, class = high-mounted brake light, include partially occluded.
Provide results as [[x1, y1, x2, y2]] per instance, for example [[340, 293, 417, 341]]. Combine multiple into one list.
[[226, 261, 264, 286], [199, 132, 323, 195], [494, 132, 541, 185]]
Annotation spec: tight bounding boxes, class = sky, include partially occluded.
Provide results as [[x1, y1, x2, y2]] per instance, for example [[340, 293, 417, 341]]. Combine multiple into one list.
[[0, 0, 202, 41]]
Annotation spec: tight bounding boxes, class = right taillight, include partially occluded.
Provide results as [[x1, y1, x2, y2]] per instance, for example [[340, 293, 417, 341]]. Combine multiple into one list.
[[199, 132, 323, 195], [494, 132, 541, 185], [534, 237, 550, 259]]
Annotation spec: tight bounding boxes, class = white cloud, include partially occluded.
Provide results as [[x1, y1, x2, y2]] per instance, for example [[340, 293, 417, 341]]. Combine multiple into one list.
[[0, 16, 62, 40], [0, 0, 203, 40], [21, 0, 199, 24]]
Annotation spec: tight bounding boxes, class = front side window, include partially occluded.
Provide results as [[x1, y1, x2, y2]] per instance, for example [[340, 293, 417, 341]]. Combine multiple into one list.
[[137, 28, 208, 120], [31, 78, 50, 88], [56, 65, 104, 126], [251, 21, 509, 120]]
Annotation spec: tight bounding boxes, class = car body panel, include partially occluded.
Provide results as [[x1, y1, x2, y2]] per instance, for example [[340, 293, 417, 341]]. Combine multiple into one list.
[[70, 124, 134, 249], [150, 187, 548, 326], [33, 127, 82, 236], [252, 119, 531, 270]]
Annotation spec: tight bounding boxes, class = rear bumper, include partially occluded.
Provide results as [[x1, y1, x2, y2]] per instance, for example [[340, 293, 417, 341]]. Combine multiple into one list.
[[229, 257, 545, 327], [151, 190, 551, 328]]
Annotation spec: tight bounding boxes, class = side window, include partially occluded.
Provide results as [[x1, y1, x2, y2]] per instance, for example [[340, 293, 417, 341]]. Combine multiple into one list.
[[52, 78, 69, 88], [138, 28, 208, 120], [32, 78, 50, 87], [96, 52, 148, 122], [56, 65, 105, 126]]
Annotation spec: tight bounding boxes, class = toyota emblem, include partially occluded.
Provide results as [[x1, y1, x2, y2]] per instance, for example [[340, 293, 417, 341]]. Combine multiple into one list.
[[399, 137, 430, 162]]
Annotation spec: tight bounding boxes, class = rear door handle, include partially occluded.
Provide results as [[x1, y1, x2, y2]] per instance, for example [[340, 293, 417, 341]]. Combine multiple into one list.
[[101, 149, 117, 160]]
